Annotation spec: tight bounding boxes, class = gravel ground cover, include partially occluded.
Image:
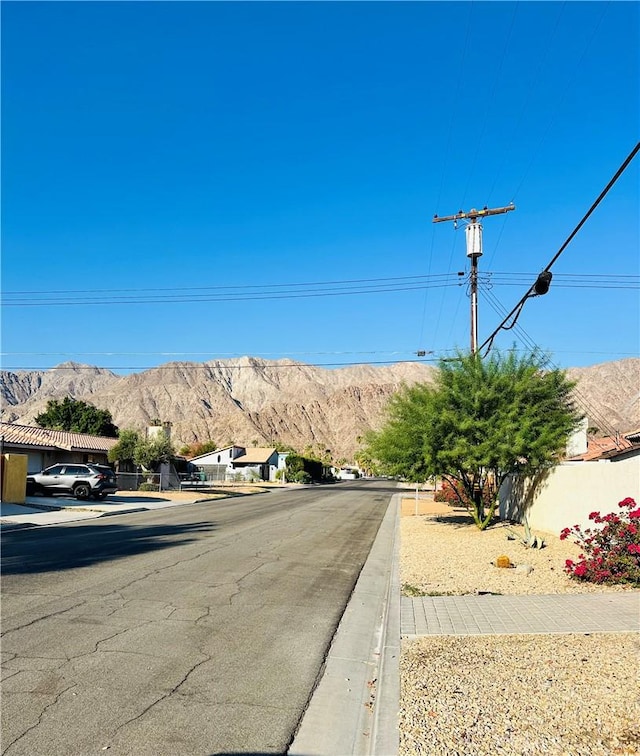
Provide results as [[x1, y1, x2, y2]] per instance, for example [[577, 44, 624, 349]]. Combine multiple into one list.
[[400, 503, 634, 596], [400, 633, 639, 756], [399, 502, 640, 755]]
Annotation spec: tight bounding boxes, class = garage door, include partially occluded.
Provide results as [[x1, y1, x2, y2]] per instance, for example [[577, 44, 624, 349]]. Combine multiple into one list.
[[27, 452, 44, 473]]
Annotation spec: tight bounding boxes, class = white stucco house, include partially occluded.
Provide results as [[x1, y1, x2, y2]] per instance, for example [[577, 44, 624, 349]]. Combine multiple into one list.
[[189, 445, 282, 482], [231, 448, 280, 481]]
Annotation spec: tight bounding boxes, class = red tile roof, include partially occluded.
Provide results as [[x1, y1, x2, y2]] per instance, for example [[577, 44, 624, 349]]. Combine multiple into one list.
[[0, 422, 118, 453], [568, 434, 633, 461]]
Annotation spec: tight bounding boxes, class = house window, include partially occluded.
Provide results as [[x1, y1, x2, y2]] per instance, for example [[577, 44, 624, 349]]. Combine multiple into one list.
[[218, 455, 221, 463]]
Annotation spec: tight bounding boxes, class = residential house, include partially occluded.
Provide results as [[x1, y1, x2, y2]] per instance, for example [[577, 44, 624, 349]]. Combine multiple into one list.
[[230, 448, 279, 481], [189, 445, 282, 482], [500, 437, 640, 536], [0, 422, 118, 473], [189, 445, 247, 482]]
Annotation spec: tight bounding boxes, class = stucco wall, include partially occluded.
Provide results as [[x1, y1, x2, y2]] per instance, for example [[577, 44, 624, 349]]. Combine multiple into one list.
[[3, 447, 110, 472], [499, 455, 640, 536]]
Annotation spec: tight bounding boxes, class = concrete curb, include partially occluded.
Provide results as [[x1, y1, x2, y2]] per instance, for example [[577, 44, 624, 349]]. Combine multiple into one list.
[[370, 495, 400, 756], [289, 492, 399, 755]]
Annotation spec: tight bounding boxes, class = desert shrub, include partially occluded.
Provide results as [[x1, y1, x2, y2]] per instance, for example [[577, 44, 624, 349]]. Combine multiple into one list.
[[434, 478, 495, 510], [293, 471, 312, 484], [138, 482, 158, 492], [561, 497, 640, 585], [434, 481, 463, 504]]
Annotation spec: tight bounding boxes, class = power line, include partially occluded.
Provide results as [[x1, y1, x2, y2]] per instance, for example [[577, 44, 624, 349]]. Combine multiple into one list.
[[479, 141, 640, 355], [3, 271, 635, 306], [3, 346, 635, 360], [485, 1, 567, 207], [510, 2, 610, 204], [2, 280, 465, 307], [0, 357, 443, 372], [3, 272, 458, 297], [482, 288, 631, 443]]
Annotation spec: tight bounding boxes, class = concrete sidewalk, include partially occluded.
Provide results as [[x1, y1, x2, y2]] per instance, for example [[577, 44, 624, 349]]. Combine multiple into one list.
[[0, 492, 227, 529], [402, 592, 640, 637]]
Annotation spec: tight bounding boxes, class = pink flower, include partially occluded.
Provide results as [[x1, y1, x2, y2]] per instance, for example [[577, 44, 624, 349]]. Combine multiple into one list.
[[562, 499, 639, 585]]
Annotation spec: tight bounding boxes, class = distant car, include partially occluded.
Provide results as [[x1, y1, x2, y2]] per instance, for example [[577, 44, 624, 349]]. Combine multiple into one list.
[[26, 463, 118, 500]]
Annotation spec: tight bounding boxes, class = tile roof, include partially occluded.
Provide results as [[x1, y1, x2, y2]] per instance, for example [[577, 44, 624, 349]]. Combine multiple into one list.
[[232, 447, 277, 464], [598, 443, 640, 461], [0, 422, 118, 453], [568, 434, 633, 461]]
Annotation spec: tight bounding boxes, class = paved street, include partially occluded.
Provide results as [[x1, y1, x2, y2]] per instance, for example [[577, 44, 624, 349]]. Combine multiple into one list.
[[1, 481, 394, 756]]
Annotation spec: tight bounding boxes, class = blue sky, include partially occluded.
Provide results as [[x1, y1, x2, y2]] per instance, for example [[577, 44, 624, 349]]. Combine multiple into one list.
[[2, 1, 638, 374]]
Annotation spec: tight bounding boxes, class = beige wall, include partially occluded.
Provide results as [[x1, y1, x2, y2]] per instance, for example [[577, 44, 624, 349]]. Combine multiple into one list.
[[499, 455, 640, 536], [2, 454, 28, 503]]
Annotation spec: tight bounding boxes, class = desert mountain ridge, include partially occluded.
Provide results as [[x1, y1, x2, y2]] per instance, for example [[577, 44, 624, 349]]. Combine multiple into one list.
[[1, 356, 638, 459]]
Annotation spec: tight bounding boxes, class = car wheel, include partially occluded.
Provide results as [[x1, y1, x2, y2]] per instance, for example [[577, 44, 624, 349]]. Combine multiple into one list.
[[74, 483, 91, 500]]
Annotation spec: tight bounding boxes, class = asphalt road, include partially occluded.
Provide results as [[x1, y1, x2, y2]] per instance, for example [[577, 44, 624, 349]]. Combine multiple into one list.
[[1, 480, 394, 756]]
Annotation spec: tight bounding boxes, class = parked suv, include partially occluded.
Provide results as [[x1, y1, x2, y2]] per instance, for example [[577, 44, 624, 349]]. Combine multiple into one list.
[[27, 463, 118, 500]]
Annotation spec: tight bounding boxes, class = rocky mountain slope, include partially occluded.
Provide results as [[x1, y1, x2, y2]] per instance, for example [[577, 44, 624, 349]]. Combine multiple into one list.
[[1, 357, 638, 459]]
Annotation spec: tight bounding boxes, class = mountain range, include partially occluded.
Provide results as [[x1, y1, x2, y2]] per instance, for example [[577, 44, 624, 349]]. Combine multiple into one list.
[[1, 357, 638, 459]]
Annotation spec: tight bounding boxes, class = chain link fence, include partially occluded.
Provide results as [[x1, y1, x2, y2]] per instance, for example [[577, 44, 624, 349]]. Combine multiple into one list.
[[116, 471, 181, 492]]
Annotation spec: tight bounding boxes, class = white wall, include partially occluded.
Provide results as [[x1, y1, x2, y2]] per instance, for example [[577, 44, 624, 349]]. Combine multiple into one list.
[[191, 446, 244, 466], [499, 454, 640, 536], [566, 417, 588, 458]]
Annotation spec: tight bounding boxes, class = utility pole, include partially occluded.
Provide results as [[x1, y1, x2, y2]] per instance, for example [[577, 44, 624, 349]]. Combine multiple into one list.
[[433, 204, 515, 354]]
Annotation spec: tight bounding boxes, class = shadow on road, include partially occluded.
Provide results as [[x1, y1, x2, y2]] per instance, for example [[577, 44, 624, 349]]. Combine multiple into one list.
[[1, 520, 217, 575], [330, 483, 401, 495]]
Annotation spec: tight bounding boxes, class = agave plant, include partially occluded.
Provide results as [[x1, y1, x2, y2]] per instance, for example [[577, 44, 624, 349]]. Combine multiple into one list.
[[506, 515, 546, 549]]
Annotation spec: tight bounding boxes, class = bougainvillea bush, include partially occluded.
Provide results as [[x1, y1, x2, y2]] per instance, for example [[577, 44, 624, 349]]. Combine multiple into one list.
[[433, 478, 496, 510], [561, 497, 640, 585]]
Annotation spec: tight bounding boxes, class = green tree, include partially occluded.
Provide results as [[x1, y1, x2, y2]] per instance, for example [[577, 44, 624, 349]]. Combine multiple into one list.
[[273, 442, 297, 454], [134, 433, 175, 470], [178, 440, 218, 458], [35, 397, 118, 437], [353, 449, 379, 477], [285, 453, 305, 476], [366, 350, 582, 530], [108, 429, 142, 465]]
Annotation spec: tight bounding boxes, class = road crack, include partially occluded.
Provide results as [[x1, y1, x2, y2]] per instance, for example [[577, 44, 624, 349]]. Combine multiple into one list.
[[2, 683, 78, 755]]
